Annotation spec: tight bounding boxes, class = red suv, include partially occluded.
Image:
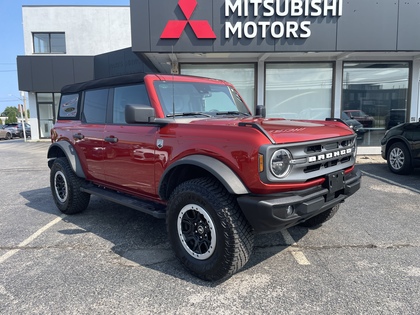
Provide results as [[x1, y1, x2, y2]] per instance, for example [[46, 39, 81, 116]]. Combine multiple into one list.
[[48, 73, 361, 280]]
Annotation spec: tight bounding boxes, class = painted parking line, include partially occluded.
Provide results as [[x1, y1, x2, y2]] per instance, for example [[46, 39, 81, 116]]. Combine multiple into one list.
[[281, 229, 311, 266], [0, 215, 66, 264], [361, 170, 420, 194]]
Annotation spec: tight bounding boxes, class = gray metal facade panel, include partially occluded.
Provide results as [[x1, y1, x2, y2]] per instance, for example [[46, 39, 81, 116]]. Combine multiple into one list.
[[131, 0, 419, 53], [52, 58, 76, 91], [94, 48, 153, 79], [397, 1, 420, 51], [149, 0, 215, 52], [94, 53, 111, 79], [73, 57, 95, 83], [31, 58, 54, 92], [130, 0, 151, 52], [213, 0, 275, 53], [17, 56, 95, 92], [274, 16, 338, 52], [17, 57, 33, 92], [337, 0, 398, 51]]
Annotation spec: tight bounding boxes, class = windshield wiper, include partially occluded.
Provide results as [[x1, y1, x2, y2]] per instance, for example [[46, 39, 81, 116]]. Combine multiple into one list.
[[215, 111, 250, 116], [166, 112, 213, 118]]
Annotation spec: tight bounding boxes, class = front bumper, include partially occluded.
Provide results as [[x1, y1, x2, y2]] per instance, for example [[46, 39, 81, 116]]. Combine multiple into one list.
[[237, 168, 361, 233]]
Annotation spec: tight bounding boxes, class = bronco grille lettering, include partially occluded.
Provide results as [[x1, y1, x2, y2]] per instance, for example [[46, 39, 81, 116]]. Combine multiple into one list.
[[308, 148, 352, 163]]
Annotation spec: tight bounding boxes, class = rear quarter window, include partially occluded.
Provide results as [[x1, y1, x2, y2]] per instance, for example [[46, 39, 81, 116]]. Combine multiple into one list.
[[58, 94, 79, 119]]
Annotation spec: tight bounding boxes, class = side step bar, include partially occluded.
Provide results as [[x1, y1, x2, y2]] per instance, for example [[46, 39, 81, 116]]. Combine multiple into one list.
[[81, 185, 166, 219]]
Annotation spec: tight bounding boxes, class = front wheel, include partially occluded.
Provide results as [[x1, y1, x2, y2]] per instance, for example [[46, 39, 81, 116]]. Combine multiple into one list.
[[387, 142, 412, 175], [167, 177, 254, 281], [299, 205, 340, 228], [50, 157, 90, 214]]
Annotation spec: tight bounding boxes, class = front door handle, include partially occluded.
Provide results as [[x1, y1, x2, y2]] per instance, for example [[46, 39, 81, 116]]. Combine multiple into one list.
[[104, 136, 118, 143]]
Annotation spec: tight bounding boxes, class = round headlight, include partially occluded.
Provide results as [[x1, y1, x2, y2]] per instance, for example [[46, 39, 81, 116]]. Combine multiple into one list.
[[270, 149, 292, 178]]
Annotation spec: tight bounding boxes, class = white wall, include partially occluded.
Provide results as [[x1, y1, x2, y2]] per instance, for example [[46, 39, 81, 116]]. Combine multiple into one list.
[[22, 6, 131, 56]]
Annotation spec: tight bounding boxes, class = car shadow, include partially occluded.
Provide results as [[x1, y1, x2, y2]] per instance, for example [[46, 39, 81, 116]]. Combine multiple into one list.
[[20, 187, 309, 285], [357, 163, 420, 192]]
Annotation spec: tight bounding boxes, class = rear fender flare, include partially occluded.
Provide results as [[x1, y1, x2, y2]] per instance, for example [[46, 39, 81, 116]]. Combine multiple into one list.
[[47, 141, 86, 179]]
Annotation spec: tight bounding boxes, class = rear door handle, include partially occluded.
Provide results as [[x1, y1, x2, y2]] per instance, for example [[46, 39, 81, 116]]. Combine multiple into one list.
[[73, 133, 84, 140], [104, 136, 118, 143]]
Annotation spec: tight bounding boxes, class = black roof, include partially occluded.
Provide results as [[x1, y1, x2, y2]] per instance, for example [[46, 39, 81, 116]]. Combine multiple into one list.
[[61, 73, 148, 94]]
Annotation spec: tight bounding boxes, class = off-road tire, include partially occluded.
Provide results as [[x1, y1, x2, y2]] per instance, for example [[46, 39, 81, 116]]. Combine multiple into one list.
[[300, 205, 340, 228], [50, 157, 90, 214], [167, 177, 254, 281], [387, 142, 412, 175]]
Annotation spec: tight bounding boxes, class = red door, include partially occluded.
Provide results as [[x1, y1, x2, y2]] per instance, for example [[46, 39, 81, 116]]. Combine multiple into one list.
[[102, 124, 159, 199]]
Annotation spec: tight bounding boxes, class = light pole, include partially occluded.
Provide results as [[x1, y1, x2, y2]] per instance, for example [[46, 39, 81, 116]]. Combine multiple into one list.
[[20, 91, 29, 123], [19, 104, 27, 142]]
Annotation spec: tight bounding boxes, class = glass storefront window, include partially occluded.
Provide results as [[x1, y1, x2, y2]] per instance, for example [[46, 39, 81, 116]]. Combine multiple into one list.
[[265, 63, 333, 120], [180, 64, 255, 109], [342, 62, 409, 146]]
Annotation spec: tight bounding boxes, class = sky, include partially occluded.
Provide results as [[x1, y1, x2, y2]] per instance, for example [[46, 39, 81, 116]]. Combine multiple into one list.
[[0, 0, 129, 114]]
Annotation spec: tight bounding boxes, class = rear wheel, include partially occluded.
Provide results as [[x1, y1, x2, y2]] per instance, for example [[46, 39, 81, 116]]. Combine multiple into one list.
[[50, 157, 90, 214], [167, 177, 254, 281], [5, 132, 11, 140], [300, 205, 340, 228], [387, 142, 411, 175]]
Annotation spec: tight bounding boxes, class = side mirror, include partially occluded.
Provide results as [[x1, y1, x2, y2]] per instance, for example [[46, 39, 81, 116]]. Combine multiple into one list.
[[256, 105, 266, 118], [125, 104, 156, 123], [125, 104, 172, 125]]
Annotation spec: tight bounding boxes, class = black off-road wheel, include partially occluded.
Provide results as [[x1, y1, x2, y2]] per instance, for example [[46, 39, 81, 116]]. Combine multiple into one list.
[[50, 157, 90, 214], [167, 177, 254, 281], [300, 205, 340, 228], [387, 142, 412, 175]]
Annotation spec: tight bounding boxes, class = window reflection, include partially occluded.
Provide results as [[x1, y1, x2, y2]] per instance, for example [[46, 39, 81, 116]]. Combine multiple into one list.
[[342, 62, 409, 146], [265, 63, 333, 120], [181, 64, 255, 109]]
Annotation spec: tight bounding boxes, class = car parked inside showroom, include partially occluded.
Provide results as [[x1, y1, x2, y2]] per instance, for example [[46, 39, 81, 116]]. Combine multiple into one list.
[[381, 121, 420, 174], [341, 112, 365, 140], [343, 110, 375, 128]]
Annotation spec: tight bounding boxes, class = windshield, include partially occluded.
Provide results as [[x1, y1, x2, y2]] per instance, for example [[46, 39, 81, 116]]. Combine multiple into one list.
[[154, 81, 250, 117]]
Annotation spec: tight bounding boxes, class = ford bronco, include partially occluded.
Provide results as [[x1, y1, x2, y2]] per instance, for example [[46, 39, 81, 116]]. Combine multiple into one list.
[[48, 73, 361, 281]]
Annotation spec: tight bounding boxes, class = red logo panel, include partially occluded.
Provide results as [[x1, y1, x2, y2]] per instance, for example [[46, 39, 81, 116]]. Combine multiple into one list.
[[161, 0, 216, 39]]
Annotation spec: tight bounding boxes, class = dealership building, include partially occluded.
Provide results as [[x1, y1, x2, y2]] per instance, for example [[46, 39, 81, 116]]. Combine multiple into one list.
[[17, 0, 420, 153]]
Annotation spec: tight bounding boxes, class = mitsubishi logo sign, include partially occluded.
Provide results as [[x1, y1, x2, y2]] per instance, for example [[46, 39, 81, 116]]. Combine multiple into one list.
[[160, 0, 216, 39]]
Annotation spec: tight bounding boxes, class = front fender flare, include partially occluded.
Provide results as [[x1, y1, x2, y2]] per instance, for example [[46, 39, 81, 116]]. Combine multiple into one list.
[[160, 155, 249, 196], [47, 141, 86, 179]]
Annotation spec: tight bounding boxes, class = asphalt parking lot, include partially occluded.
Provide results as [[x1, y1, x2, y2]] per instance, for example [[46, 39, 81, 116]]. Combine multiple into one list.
[[1, 139, 419, 314]]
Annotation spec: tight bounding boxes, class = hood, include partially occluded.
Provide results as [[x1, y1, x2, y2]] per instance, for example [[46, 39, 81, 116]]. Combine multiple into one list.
[[186, 117, 355, 144], [257, 118, 355, 144]]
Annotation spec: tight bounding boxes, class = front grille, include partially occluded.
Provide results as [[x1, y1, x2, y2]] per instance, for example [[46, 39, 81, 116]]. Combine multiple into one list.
[[261, 134, 356, 183]]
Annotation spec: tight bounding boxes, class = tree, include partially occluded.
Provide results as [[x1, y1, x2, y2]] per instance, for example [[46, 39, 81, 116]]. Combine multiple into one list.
[[1, 106, 19, 124]]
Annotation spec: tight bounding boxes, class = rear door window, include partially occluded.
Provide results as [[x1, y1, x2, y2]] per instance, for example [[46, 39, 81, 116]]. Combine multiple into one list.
[[83, 89, 108, 124]]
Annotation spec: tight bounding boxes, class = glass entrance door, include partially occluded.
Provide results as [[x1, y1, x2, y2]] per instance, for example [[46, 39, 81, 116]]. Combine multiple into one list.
[[38, 103, 54, 138]]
